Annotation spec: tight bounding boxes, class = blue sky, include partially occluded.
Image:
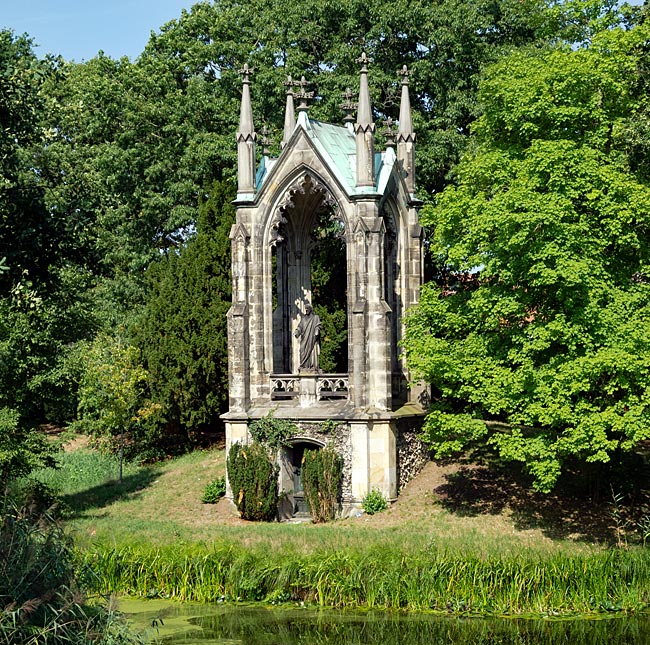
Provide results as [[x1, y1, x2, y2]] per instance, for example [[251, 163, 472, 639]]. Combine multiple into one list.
[[1, 1, 194, 61]]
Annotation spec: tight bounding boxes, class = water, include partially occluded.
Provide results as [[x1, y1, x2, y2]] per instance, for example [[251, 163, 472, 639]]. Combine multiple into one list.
[[123, 598, 650, 645]]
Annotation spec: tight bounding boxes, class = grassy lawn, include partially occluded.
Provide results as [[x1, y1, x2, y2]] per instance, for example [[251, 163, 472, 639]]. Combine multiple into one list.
[[30, 442, 603, 558]]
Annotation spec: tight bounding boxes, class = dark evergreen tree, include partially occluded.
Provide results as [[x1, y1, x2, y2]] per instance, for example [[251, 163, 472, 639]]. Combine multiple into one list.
[[132, 180, 234, 445]]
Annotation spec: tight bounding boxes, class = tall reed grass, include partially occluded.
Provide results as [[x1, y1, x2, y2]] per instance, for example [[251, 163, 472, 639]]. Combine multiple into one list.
[[81, 542, 650, 616]]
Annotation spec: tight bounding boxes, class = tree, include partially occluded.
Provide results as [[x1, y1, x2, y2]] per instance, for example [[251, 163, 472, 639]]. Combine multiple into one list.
[[405, 23, 650, 492], [131, 180, 234, 443], [0, 32, 96, 427], [73, 334, 155, 469]]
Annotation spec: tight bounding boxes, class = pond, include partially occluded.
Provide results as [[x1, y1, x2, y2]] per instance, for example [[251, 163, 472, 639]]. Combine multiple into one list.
[[123, 598, 650, 645]]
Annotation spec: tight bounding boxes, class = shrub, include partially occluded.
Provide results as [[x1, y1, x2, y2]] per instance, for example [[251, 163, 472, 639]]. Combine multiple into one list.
[[227, 442, 278, 521], [0, 501, 140, 644], [362, 488, 388, 515], [201, 476, 226, 504], [302, 445, 342, 523]]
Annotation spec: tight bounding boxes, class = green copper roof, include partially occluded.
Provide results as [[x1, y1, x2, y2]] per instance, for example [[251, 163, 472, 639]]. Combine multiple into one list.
[[256, 115, 386, 196], [307, 119, 356, 192]]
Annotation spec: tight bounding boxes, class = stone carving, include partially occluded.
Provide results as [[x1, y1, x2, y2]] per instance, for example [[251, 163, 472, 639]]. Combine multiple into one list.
[[270, 172, 343, 246], [294, 303, 321, 371]]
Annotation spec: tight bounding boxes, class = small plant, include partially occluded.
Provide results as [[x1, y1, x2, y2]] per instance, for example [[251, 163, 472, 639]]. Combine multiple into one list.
[[320, 419, 341, 434], [609, 486, 630, 548], [302, 445, 342, 523], [362, 488, 388, 515], [249, 412, 297, 451], [201, 476, 226, 504], [227, 441, 278, 521]]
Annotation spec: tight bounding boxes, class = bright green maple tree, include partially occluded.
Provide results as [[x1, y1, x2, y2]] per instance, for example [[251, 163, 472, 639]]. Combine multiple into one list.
[[406, 22, 650, 492]]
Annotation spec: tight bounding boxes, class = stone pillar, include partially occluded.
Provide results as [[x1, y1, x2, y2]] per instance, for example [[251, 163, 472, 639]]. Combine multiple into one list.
[[368, 421, 397, 500], [224, 420, 250, 500], [228, 223, 250, 412], [350, 421, 370, 501], [365, 219, 392, 410]]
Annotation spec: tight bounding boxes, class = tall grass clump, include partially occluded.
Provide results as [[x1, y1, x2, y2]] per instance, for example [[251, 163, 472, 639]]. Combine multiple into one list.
[[302, 445, 342, 523], [0, 500, 140, 644], [227, 442, 278, 521], [83, 541, 650, 616]]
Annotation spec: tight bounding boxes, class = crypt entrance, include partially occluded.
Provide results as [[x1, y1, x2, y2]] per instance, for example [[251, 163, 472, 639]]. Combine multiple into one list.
[[222, 58, 426, 514]]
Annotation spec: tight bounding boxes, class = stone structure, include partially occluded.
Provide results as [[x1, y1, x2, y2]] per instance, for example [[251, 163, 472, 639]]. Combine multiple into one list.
[[222, 56, 426, 516]]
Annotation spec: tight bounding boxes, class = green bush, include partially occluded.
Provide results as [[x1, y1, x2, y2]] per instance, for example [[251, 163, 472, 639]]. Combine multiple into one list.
[[302, 445, 342, 523], [248, 412, 297, 450], [227, 442, 278, 521], [362, 488, 388, 515], [201, 476, 226, 504]]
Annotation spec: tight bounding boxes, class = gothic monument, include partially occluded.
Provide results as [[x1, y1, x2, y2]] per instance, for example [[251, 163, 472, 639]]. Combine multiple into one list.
[[222, 56, 427, 517]]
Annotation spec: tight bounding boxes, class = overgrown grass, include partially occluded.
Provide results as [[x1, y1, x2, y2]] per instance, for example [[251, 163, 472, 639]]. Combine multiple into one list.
[[82, 542, 650, 616]]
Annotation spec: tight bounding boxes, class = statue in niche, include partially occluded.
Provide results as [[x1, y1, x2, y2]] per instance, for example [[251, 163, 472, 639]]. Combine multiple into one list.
[[294, 303, 321, 372]]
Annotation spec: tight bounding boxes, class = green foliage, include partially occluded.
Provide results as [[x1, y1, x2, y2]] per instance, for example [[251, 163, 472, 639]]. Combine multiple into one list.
[[406, 22, 650, 492], [72, 334, 160, 460], [227, 442, 279, 521], [302, 446, 343, 523], [361, 488, 389, 515], [201, 476, 227, 504], [0, 407, 58, 494], [248, 413, 297, 451], [132, 180, 234, 441], [0, 501, 140, 644]]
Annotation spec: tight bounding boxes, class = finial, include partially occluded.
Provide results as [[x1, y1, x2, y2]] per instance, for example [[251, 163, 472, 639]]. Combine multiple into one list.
[[339, 87, 357, 124], [294, 75, 314, 112], [356, 52, 372, 71], [398, 65, 409, 85], [284, 75, 295, 95], [239, 63, 254, 84], [382, 117, 397, 149], [260, 125, 272, 156]]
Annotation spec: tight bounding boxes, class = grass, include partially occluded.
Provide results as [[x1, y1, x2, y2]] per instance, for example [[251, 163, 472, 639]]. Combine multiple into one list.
[[29, 442, 650, 616], [83, 542, 650, 615], [34, 446, 587, 556]]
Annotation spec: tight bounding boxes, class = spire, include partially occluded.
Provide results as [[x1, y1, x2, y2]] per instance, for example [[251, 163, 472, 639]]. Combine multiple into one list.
[[355, 53, 375, 189], [281, 75, 296, 149], [397, 65, 416, 195], [236, 63, 256, 197]]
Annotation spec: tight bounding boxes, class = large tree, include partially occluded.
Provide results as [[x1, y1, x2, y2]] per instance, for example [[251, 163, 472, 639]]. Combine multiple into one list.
[[130, 180, 234, 442], [405, 22, 650, 492]]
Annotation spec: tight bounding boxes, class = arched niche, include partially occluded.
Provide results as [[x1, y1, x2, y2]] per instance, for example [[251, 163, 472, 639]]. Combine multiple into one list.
[[265, 172, 348, 375]]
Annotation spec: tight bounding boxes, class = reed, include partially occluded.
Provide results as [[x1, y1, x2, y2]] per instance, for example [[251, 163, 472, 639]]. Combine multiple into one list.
[[80, 542, 650, 616]]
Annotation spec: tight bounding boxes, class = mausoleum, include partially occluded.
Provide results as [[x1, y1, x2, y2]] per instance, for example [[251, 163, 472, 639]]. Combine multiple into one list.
[[222, 55, 428, 517]]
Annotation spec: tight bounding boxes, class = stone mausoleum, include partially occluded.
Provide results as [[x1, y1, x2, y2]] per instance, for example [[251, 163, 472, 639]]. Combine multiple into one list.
[[222, 55, 428, 517]]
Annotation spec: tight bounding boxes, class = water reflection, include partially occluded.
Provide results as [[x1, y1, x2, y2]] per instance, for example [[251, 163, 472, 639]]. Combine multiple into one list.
[[128, 601, 650, 645]]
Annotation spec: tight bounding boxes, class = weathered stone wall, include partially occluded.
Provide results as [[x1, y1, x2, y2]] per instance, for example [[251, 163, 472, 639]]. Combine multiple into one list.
[[294, 421, 353, 502], [396, 417, 430, 492]]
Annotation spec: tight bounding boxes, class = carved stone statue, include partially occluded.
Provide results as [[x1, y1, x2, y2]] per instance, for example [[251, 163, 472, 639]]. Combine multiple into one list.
[[294, 304, 321, 371]]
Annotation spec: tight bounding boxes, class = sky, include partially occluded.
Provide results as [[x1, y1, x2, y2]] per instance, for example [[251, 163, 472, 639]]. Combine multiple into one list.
[[1, 0, 195, 61]]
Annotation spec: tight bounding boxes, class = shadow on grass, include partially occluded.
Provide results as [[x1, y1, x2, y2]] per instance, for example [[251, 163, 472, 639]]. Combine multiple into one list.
[[61, 468, 158, 518], [432, 455, 650, 545]]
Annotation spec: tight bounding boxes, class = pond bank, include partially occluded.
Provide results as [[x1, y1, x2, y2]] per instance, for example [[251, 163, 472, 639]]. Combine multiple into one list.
[[122, 597, 650, 645], [82, 542, 650, 616]]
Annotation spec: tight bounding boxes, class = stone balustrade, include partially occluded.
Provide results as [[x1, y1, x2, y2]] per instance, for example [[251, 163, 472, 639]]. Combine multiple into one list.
[[271, 373, 349, 405]]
